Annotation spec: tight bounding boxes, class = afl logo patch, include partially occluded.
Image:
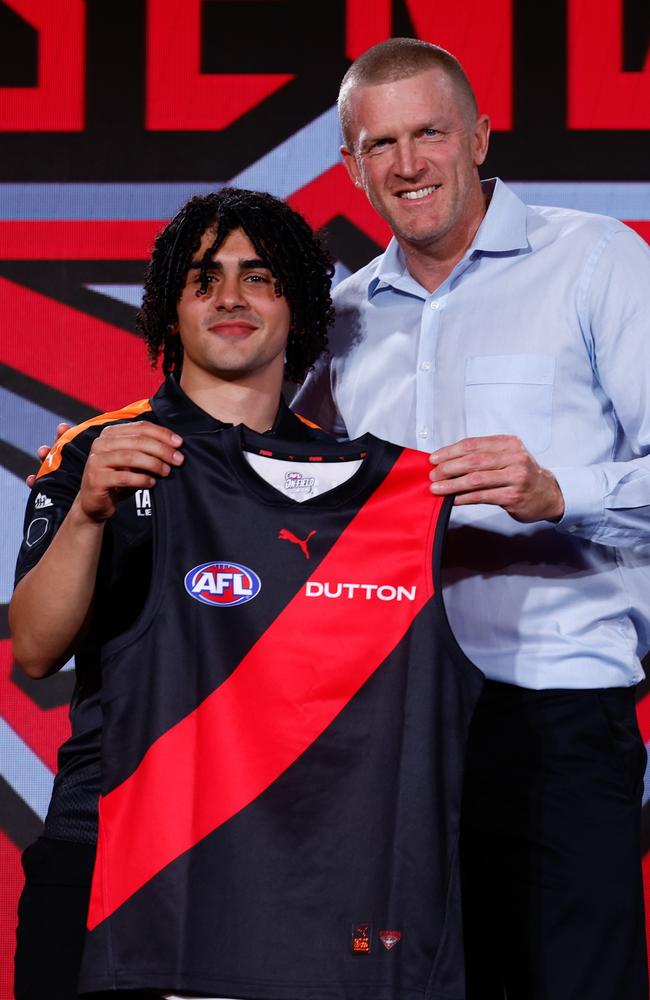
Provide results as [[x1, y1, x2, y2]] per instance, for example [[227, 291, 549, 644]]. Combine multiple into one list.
[[184, 562, 261, 607]]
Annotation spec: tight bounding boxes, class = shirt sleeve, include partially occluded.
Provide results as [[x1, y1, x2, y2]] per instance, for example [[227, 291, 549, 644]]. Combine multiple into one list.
[[553, 226, 650, 547], [291, 355, 349, 439], [14, 435, 89, 586]]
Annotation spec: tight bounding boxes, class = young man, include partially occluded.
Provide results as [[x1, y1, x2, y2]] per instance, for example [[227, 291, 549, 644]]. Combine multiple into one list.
[[294, 37, 650, 1000], [12, 185, 484, 1000], [11, 187, 334, 999]]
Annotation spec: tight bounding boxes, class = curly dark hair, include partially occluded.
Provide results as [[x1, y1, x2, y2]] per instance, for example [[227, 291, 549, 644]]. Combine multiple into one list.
[[136, 187, 334, 384]]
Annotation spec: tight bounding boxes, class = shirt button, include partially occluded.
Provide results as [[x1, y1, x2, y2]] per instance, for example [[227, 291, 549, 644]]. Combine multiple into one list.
[[420, 361, 431, 372], [418, 428, 429, 439], [567, 525, 577, 533], [430, 301, 440, 310]]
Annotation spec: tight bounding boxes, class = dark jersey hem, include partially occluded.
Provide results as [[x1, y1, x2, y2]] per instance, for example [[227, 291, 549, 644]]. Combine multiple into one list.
[[78, 971, 462, 1000]]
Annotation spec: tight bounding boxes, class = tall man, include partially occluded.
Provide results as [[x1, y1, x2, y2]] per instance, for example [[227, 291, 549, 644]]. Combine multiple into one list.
[[11, 187, 334, 999], [294, 37, 650, 1000]]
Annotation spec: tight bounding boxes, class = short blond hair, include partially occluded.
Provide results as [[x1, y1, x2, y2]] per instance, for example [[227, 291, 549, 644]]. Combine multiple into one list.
[[339, 38, 478, 149]]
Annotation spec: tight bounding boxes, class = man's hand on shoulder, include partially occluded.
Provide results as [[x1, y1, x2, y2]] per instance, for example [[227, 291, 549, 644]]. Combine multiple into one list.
[[75, 422, 184, 524], [26, 422, 71, 488], [429, 434, 565, 523]]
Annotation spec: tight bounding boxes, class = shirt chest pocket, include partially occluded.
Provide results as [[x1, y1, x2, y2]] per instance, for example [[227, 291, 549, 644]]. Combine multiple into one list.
[[464, 354, 556, 454]]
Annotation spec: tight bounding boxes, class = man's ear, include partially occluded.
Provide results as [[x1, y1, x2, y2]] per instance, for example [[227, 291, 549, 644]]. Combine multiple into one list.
[[341, 145, 364, 189], [472, 114, 491, 167]]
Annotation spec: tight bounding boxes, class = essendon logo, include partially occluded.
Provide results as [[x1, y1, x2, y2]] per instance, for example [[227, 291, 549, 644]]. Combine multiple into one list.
[[379, 930, 401, 950], [184, 562, 261, 607]]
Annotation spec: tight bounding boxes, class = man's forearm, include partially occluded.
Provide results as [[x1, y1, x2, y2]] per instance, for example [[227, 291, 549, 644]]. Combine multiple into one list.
[[9, 497, 106, 678]]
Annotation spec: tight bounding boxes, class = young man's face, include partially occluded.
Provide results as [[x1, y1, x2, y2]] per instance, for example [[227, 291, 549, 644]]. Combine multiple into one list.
[[341, 68, 490, 255], [176, 226, 291, 388]]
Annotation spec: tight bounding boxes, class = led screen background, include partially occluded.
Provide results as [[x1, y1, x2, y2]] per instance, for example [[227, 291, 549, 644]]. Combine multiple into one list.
[[1, 2, 649, 996]]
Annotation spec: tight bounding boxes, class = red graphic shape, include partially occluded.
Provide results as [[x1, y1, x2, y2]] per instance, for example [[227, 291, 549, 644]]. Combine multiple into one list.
[[625, 221, 650, 246], [0, 829, 23, 1000], [636, 692, 650, 745], [289, 164, 392, 249], [345, 0, 512, 131], [278, 528, 316, 559], [568, 0, 650, 129], [346, 0, 392, 60], [0, 220, 163, 261], [87, 450, 439, 928], [0, 0, 85, 131], [0, 279, 160, 412], [146, 0, 293, 130], [405, 0, 512, 130]]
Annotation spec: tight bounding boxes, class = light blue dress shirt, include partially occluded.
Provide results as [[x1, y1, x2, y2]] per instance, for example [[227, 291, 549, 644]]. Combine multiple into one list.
[[293, 179, 650, 689]]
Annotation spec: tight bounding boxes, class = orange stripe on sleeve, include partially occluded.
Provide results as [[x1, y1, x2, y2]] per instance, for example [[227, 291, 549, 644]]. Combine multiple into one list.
[[35, 398, 153, 480]]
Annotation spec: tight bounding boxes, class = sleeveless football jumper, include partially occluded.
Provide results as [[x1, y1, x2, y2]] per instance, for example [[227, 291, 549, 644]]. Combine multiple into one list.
[[79, 427, 483, 999]]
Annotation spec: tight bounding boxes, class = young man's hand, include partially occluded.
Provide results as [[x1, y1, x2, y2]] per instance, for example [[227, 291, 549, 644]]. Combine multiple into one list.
[[74, 422, 184, 523]]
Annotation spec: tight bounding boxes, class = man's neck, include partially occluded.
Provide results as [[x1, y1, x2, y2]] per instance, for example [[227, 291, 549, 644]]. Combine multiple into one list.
[[400, 240, 471, 294], [179, 369, 283, 433], [398, 189, 490, 294]]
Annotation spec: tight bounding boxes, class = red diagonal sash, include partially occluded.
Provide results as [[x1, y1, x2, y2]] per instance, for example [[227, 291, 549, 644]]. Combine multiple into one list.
[[88, 449, 440, 929]]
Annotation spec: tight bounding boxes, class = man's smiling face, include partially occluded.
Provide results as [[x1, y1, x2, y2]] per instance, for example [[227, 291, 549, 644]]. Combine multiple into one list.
[[342, 67, 490, 257]]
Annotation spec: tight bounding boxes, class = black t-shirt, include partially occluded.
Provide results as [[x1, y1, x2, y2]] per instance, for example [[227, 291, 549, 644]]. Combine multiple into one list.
[[14, 374, 332, 842]]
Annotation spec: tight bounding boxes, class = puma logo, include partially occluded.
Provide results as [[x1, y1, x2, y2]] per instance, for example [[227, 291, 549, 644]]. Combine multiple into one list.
[[278, 528, 316, 559]]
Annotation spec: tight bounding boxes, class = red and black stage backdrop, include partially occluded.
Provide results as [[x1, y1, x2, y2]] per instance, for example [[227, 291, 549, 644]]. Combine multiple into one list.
[[0, 2, 649, 995]]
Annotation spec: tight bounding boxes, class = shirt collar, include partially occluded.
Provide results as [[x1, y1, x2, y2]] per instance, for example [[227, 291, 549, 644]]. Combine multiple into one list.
[[368, 178, 529, 299], [150, 373, 230, 434], [471, 178, 529, 253], [150, 373, 328, 441]]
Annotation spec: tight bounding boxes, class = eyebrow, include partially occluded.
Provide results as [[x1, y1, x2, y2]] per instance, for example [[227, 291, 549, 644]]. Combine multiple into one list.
[[187, 257, 271, 271], [359, 134, 391, 152], [360, 121, 445, 151]]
